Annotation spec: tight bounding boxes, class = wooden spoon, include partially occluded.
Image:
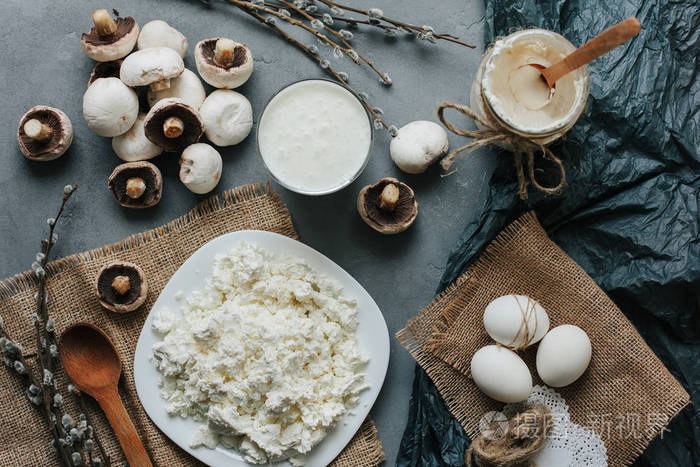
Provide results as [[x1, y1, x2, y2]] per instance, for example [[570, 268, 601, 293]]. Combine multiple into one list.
[[60, 323, 153, 467], [531, 18, 641, 90]]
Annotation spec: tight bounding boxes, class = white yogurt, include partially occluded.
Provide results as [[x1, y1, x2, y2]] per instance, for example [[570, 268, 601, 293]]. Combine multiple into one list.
[[258, 80, 372, 194]]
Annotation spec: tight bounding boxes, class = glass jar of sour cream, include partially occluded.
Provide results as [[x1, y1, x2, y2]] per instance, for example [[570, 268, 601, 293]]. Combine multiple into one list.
[[470, 29, 590, 146], [257, 79, 373, 195]]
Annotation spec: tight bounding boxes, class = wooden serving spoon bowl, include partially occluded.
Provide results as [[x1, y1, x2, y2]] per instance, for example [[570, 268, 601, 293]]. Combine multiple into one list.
[[60, 323, 153, 467], [531, 17, 641, 91]]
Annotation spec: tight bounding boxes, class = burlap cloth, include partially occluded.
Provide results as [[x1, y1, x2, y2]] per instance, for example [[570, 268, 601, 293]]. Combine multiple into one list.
[[0, 183, 384, 467], [397, 211, 690, 466]]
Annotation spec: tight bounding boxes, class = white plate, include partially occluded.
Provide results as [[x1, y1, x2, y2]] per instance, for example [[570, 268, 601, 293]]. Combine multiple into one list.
[[134, 230, 390, 467]]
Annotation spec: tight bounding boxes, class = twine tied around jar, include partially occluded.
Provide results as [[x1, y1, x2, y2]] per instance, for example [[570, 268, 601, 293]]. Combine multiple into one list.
[[437, 101, 566, 200], [465, 405, 552, 467]]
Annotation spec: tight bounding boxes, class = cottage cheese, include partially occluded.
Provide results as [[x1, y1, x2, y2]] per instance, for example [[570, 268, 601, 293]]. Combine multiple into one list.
[[151, 241, 369, 465]]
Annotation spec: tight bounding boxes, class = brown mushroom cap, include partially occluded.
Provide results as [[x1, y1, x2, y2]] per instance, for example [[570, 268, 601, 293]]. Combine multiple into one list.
[[95, 261, 148, 313], [88, 60, 123, 87], [82, 16, 135, 44], [107, 161, 162, 208], [16, 106, 73, 161], [357, 178, 418, 234], [144, 98, 203, 152], [195, 38, 254, 89], [200, 38, 249, 68]]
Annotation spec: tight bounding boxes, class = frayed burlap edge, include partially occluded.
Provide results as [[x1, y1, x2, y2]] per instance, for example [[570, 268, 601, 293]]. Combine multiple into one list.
[[0, 182, 295, 300], [331, 418, 385, 467]]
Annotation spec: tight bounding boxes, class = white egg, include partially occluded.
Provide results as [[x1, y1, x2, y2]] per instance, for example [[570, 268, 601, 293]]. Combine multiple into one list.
[[536, 324, 592, 387], [483, 294, 550, 348], [470, 345, 532, 403]]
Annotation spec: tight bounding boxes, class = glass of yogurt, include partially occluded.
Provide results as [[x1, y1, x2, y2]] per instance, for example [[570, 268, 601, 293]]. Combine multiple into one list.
[[257, 79, 373, 195]]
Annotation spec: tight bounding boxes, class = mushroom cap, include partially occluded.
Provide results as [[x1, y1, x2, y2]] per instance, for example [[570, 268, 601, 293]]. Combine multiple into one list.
[[88, 60, 123, 88], [95, 261, 148, 313], [120, 47, 185, 87], [194, 38, 254, 89], [83, 77, 139, 137], [179, 143, 222, 194], [199, 90, 253, 146], [81, 16, 139, 62], [144, 97, 204, 152], [137, 20, 188, 58], [390, 120, 449, 174], [16, 106, 73, 161], [357, 178, 418, 234], [112, 113, 163, 162], [107, 161, 163, 208], [147, 69, 206, 110]]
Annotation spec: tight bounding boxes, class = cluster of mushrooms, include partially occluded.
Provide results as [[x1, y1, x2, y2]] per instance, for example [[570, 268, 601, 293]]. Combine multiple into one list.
[[77, 9, 255, 208]]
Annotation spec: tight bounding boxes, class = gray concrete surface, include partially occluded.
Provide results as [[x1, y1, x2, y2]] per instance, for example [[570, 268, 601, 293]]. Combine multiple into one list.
[[0, 0, 493, 464]]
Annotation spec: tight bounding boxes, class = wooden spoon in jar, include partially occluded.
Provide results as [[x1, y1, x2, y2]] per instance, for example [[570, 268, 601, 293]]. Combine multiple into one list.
[[531, 17, 641, 91], [60, 323, 153, 467]]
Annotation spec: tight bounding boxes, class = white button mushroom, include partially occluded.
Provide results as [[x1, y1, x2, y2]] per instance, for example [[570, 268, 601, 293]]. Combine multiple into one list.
[[83, 77, 139, 137], [112, 113, 163, 161], [147, 69, 206, 110], [195, 38, 254, 89], [179, 143, 222, 194], [81, 9, 139, 62], [120, 47, 185, 92], [137, 20, 188, 58], [199, 90, 253, 147], [390, 120, 449, 174]]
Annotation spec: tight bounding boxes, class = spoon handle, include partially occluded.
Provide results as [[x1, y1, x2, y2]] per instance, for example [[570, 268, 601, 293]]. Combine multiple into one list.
[[543, 18, 641, 85], [95, 387, 153, 467]]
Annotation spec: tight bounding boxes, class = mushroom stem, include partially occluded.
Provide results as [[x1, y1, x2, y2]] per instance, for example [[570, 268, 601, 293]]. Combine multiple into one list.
[[92, 9, 118, 36], [378, 183, 400, 211], [150, 79, 172, 92], [111, 275, 131, 295], [125, 177, 146, 199], [214, 38, 238, 68], [23, 119, 53, 142], [163, 117, 184, 138]]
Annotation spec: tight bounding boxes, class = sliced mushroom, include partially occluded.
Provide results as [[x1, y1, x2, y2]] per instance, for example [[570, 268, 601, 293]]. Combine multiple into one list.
[[120, 47, 185, 92], [83, 77, 139, 137], [357, 178, 418, 234], [144, 97, 204, 152], [195, 38, 254, 89], [390, 120, 449, 174], [147, 69, 206, 110], [199, 90, 253, 146], [95, 261, 148, 313], [179, 143, 222, 194], [112, 113, 163, 161], [87, 60, 123, 87], [17, 106, 73, 161], [81, 9, 139, 62], [137, 20, 188, 58], [107, 161, 162, 208]]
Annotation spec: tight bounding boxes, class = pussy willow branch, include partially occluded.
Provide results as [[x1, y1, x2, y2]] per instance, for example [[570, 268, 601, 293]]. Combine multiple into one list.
[[230, 2, 391, 130], [35, 188, 73, 460], [1, 185, 111, 467], [269, 0, 390, 84], [228, 0, 362, 64], [317, 0, 475, 47]]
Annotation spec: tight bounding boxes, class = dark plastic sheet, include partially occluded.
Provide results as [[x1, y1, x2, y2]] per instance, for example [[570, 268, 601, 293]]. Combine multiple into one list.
[[397, 0, 699, 465]]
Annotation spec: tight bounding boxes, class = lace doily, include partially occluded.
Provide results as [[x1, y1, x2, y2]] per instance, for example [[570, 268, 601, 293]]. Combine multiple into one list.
[[500, 386, 608, 466]]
